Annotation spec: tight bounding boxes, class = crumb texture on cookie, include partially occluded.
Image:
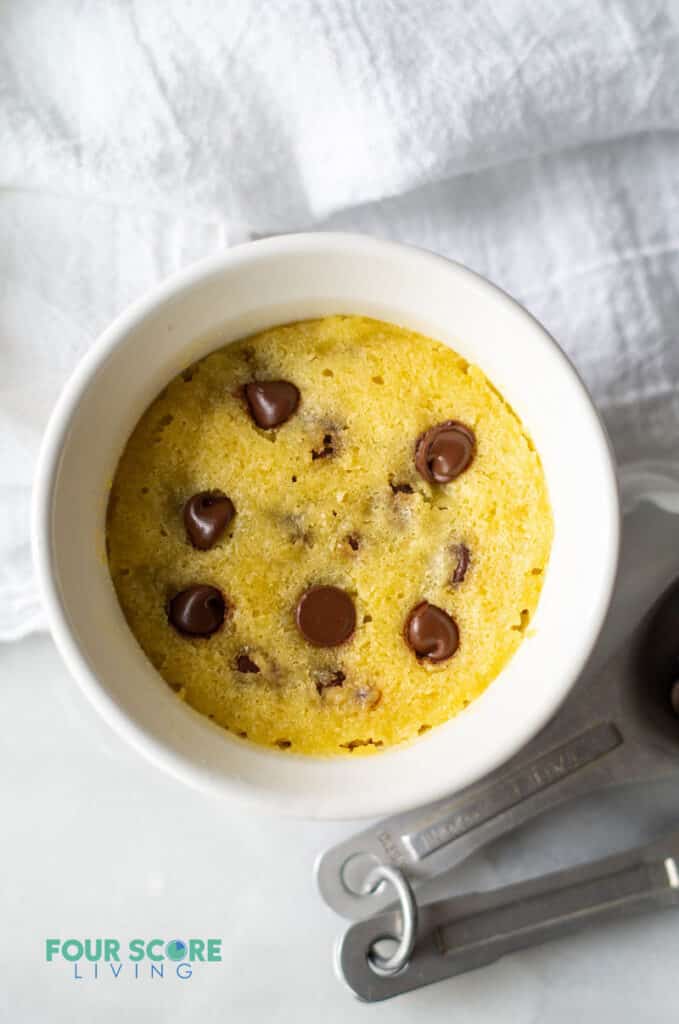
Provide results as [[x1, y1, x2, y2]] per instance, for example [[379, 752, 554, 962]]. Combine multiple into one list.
[[107, 316, 553, 755]]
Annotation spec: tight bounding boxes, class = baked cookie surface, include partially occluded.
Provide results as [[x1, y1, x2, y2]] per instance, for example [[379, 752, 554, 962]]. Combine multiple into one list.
[[107, 316, 553, 755]]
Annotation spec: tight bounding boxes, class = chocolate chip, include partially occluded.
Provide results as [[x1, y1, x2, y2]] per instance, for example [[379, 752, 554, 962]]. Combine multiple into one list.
[[452, 543, 471, 585], [347, 534, 360, 551], [245, 380, 300, 429], [390, 481, 413, 494], [295, 585, 356, 647], [184, 491, 235, 550], [405, 601, 459, 662], [236, 653, 260, 674], [315, 669, 346, 696], [168, 585, 226, 637], [415, 421, 475, 484], [312, 433, 334, 460]]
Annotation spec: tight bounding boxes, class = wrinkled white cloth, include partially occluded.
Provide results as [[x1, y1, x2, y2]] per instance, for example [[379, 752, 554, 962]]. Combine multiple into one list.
[[2, 0, 679, 642]]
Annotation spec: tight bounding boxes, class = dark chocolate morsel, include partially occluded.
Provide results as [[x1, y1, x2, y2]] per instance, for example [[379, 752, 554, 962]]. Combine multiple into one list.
[[415, 421, 475, 484], [405, 601, 459, 662], [452, 543, 471, 585], [295, 585, 356, 647], [244, 380, 300, 429], [184, 491, 235, 550], [390, 481, 413, 494], [236, 653, 260, 674], [347, 534, 360, 551], [312, 433, 334, 460], [168, 585, 226, 637]]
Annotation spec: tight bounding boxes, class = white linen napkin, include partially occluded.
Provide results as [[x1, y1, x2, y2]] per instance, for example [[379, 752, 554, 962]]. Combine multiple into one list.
[[2, 0, 679, 640]]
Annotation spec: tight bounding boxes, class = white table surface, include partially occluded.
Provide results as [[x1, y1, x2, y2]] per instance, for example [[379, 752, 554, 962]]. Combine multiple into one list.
[[3, 494, 679, 1022]]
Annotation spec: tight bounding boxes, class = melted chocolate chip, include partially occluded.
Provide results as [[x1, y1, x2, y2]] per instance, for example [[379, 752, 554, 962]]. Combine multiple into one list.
[[405, 601, 459, 662], [236, 653, 260, 674], [168, 585, 226, 637], [315, 669, 346, 696], [184, 491, 235, 550], [415, 421, 475, 484], [245, 380, 300, 429], [452, 543, 471, 585], [295, 585, 356, 647], [390, 481, 413, 494], [312, 432, 334, 460], [347, 534, 360, 551]]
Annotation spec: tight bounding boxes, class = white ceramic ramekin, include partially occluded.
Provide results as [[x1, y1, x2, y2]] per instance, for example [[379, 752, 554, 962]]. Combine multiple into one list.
[[32, 233, 619, 820]]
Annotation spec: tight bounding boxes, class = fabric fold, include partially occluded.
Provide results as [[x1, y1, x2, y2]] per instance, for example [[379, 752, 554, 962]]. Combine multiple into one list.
[[2, 0, 679, 641]]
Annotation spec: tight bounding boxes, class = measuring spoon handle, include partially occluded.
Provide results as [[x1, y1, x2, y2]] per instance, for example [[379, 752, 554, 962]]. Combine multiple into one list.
[[318, 701, 633, 919], [338, 831, 679, 1000]]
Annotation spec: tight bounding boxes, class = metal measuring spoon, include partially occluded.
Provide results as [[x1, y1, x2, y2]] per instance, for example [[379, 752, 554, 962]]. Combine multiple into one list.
[[338, 826, 679, 1000], [317, 576, 679, 920]]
